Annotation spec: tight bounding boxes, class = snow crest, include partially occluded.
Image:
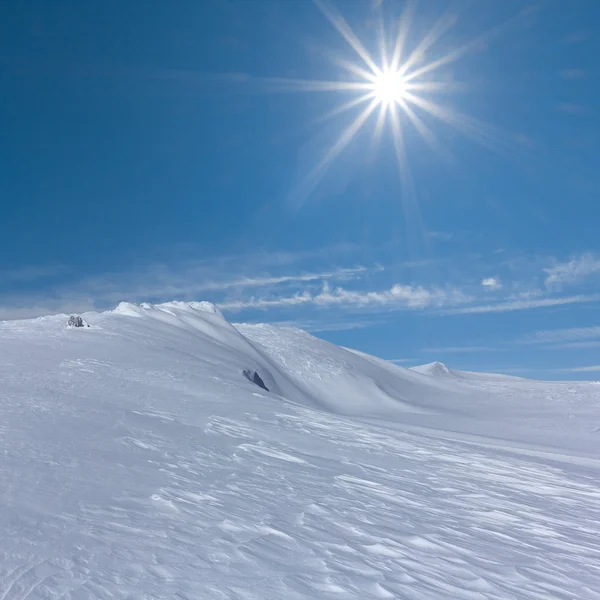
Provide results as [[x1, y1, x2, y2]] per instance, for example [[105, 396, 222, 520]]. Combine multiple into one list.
[[114, 300, 224, 319]]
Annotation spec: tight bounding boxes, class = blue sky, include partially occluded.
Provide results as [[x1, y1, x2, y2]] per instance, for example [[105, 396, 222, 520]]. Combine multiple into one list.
[[1, 0, 599, 378]]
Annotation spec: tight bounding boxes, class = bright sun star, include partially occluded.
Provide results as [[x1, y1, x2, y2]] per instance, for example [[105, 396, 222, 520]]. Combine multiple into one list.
[[260, 0, 518, 207]]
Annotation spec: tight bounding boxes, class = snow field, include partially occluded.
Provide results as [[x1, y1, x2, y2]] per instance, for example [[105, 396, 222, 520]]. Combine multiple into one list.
[[0, 301, 599, 598]]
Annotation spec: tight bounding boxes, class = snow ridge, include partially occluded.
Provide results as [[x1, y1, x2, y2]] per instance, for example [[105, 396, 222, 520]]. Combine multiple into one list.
[[114, 299, 224, 318]]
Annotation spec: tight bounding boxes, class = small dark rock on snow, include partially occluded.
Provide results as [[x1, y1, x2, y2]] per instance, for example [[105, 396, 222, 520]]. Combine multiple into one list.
[[67, 315, 89, 328], [243, 369, 269, 392]]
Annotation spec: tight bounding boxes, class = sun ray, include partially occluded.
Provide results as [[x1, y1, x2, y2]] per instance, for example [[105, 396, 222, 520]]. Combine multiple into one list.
[[313, 0, 381, 75], [390, 0, 415, 72], [399, 9, 458, 76], [290, 98, 380, 208], [389, 103, 409, 182], [389, 101, 429, 261], [315, 93, 373, 124], [404, 80, 470, 94], [403, 44, 474, 84], [376, 7, 389, 73], [399, 99, 452, 163], [405, 7, 537, 84], [403, 91, 483, 136], [371, 101, 388, 152], [334, 57, 377, 83], [259, 77, 374, 93], [318, 98, 379, 171], [402, 91, 511, 152]]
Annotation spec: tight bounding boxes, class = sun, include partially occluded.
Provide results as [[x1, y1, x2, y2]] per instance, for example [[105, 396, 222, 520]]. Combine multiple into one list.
[[371, 69, 407, 105], [257, 0, 514, 207]]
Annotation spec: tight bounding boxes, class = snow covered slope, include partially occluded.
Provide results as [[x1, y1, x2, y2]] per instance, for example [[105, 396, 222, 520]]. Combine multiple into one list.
[[1, 301, 600, 599], [235, 323, 465, 417]]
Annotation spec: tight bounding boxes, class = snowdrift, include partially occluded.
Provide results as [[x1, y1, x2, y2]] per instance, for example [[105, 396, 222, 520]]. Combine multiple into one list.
[[236, 323, 466, 417], [112, 302, 464, 418], [0, 301, 599, 599]]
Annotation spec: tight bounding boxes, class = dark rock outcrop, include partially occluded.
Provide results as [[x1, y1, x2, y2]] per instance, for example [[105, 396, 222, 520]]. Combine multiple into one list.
[[67, 315, 89, 328], [243, 369, 269, 392]]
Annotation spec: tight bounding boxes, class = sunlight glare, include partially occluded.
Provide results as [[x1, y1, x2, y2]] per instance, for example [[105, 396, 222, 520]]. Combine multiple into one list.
[[262, 0, 522, 208], [371, 69, 407, 105]]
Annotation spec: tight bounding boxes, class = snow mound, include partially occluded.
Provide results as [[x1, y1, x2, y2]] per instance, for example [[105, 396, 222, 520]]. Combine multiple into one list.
[[113, 301, 146, 317], [412, 361, 526, 382], [412, 361, 454, 377]]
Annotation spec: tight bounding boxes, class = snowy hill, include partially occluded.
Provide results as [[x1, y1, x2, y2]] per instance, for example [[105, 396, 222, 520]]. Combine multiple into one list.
[[1, 301, 600, 599], [411, 360, 456, 377], [411, 360, 525, 381]]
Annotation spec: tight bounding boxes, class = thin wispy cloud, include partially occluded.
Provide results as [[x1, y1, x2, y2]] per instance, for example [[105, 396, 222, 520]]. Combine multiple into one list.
[[525, 325, 600, 344], [424, 345, 497, 353], [547, 341, 600, 350], [558, 69, 588, 79], [556, 103, 586, 114], [561, 31, 589, 44], [192, 266, 370, 292], [442, 294, 600, 315], [4, 249, 600, 330], [545, 253, 600, 288], [82, 263, 372, 303], [263, 318, 382, 333], [0, 253, 377, 321], [220, 282, 471, 313], [0, 265, 69, 283], [447, 324, 600, 357], [561, 365, 600, 373], [422, 322, 600, 358]]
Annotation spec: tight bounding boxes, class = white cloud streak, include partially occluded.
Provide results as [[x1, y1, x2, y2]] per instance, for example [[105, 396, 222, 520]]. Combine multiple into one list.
[[0, 265, 69, 283], [219, 282, 470, 313], [544, 253, 600, 287], [547, 341, 600, 350], [424, 345, 497, 353], [0, 260, 376, 321], [526, 325, 600, 344], [80, 264, 372, 304], [261, 318, 382, 333], [5, 249, 600, 328], [561, 365, 600, 373], [186, 266, 369, 292], [442, 294, 600, 315]]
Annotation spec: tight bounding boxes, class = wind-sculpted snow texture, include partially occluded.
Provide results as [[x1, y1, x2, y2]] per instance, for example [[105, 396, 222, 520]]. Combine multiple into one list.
[[0, 301, 599, 599]]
